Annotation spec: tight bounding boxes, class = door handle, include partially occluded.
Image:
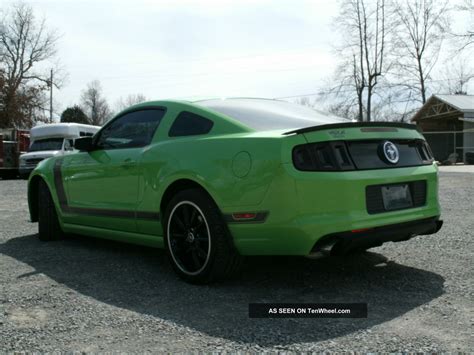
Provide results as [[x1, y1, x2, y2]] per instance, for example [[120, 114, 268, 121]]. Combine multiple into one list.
[[121, 158, 136, 168]]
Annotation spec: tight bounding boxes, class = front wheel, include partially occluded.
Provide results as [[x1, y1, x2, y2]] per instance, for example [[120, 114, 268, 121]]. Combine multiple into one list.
[[164, 189, 243, 284]]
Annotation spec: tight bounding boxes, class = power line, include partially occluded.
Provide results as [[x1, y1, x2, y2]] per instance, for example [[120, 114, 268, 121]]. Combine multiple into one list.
[[67, 63, 328, 84], [274, 76, 474, 100], [64, 44, 328, 71], [274, 92, 321, 99]]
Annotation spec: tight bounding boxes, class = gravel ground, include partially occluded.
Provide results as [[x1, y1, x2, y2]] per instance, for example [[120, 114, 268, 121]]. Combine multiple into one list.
[[0, 170, 473, 352]]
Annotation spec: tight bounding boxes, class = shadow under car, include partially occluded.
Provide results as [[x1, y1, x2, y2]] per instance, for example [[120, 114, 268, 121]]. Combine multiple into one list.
[[0, 233, 445, 346]]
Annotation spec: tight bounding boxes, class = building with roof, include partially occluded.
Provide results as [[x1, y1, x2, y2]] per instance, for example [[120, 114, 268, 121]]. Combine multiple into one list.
[[411, 94, 474, 163]]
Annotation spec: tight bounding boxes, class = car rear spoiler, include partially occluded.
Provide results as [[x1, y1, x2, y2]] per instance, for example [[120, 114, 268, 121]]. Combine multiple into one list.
[[283, 122, 419, 135]]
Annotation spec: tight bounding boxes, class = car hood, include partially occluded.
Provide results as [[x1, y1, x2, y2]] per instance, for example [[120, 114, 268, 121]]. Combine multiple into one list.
[[20, 150, 61, 160]]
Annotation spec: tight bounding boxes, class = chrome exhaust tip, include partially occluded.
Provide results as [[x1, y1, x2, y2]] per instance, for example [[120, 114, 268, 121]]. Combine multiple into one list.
[[306, 240, 338, 259]]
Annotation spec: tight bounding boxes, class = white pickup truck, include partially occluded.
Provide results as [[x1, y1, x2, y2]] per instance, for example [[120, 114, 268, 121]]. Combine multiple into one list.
[[19, 123, 100, 178]]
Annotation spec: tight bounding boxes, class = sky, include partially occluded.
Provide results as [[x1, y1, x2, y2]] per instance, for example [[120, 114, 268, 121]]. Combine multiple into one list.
[[3, 0, 472, 118], [22, 0, 340, 117]]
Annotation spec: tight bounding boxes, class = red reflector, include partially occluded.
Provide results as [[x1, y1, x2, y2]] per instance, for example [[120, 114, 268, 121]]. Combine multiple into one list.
[[351, 228, 372, 233], [232, 212, 257, 220]]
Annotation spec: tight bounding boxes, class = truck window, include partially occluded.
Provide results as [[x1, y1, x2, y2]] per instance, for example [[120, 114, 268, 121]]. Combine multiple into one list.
[[29, 138, 64, 152], [64, 139, 74, 151]]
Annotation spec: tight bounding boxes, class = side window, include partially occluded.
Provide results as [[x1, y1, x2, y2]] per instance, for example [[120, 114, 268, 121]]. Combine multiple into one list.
[[64, 139, 74, 151], [168, 111, 214, 137], [95, 109, 165, 149]]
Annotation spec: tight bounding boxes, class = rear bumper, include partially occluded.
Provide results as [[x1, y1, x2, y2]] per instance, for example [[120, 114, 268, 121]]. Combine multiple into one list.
[[312, 216, 443, 255], [226, 164, 442, 256]]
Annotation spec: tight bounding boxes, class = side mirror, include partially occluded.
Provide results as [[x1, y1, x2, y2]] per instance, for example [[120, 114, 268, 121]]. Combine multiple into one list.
[[74, 137, 94, 151]]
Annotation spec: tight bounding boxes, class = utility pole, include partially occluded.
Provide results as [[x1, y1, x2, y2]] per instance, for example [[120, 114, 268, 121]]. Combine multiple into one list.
[[49, 69, 53, 123]]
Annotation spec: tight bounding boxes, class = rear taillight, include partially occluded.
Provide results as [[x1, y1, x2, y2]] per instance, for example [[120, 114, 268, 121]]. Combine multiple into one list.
[[416, 141, 434, 163], [292, 141, 355, 171], [292, 139, 434, 171]]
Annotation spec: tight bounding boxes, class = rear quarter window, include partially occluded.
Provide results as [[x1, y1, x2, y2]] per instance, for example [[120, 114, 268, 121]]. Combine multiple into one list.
[[168, 111, 214, 137]]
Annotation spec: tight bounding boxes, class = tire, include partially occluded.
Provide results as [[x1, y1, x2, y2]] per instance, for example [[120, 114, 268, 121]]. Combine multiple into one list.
[[163, 189, 243, 284], [38, 179, 63, 241]]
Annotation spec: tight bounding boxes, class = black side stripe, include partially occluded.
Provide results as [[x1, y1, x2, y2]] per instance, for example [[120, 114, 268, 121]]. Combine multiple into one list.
[[53, 159, 160, 221], [54, 159, 69, 210], [136, 211, 161, 220]]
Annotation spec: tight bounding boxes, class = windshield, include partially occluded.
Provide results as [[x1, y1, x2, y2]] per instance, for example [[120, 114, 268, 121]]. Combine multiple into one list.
[[197, 98, 346, 131], [29, 138, 64, 152]]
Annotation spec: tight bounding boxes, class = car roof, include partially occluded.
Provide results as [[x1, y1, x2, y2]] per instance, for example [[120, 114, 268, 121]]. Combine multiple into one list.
[[116, 98, 346, 134]]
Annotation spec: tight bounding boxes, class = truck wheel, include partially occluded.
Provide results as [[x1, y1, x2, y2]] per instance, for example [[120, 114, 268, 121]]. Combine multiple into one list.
[[38, 180, 63, 241], [164, 189, 243, 284], [0, 169, 16, 180]]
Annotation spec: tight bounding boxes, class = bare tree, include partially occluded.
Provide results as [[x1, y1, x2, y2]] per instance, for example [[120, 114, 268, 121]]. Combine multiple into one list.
[[294, 96, 314, 107], [0, 2, 59, 128], [452, 0, 474, 52], [326, 0, 390, 121], [114, 93, 147, 112], [392, 0, 450, 104], [80, 80, 111, 126], [439, 56, 474, 94]]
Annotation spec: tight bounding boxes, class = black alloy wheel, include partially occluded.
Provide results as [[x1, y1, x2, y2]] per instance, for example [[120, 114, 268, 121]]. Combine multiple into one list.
[[164, 188, 243, 283], [167, 200, 211, 275]]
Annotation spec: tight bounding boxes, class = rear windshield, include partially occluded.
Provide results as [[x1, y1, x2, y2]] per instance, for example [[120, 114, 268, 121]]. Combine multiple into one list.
[[29, 138, 64, 152], [196, 98, 345, 131]]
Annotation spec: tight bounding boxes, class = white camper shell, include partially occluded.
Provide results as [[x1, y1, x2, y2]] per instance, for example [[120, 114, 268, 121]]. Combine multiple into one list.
[[19, 123, 100, 177]]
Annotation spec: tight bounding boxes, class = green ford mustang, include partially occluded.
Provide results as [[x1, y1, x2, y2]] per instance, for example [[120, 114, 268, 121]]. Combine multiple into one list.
[[28, 98, 442, 283]]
